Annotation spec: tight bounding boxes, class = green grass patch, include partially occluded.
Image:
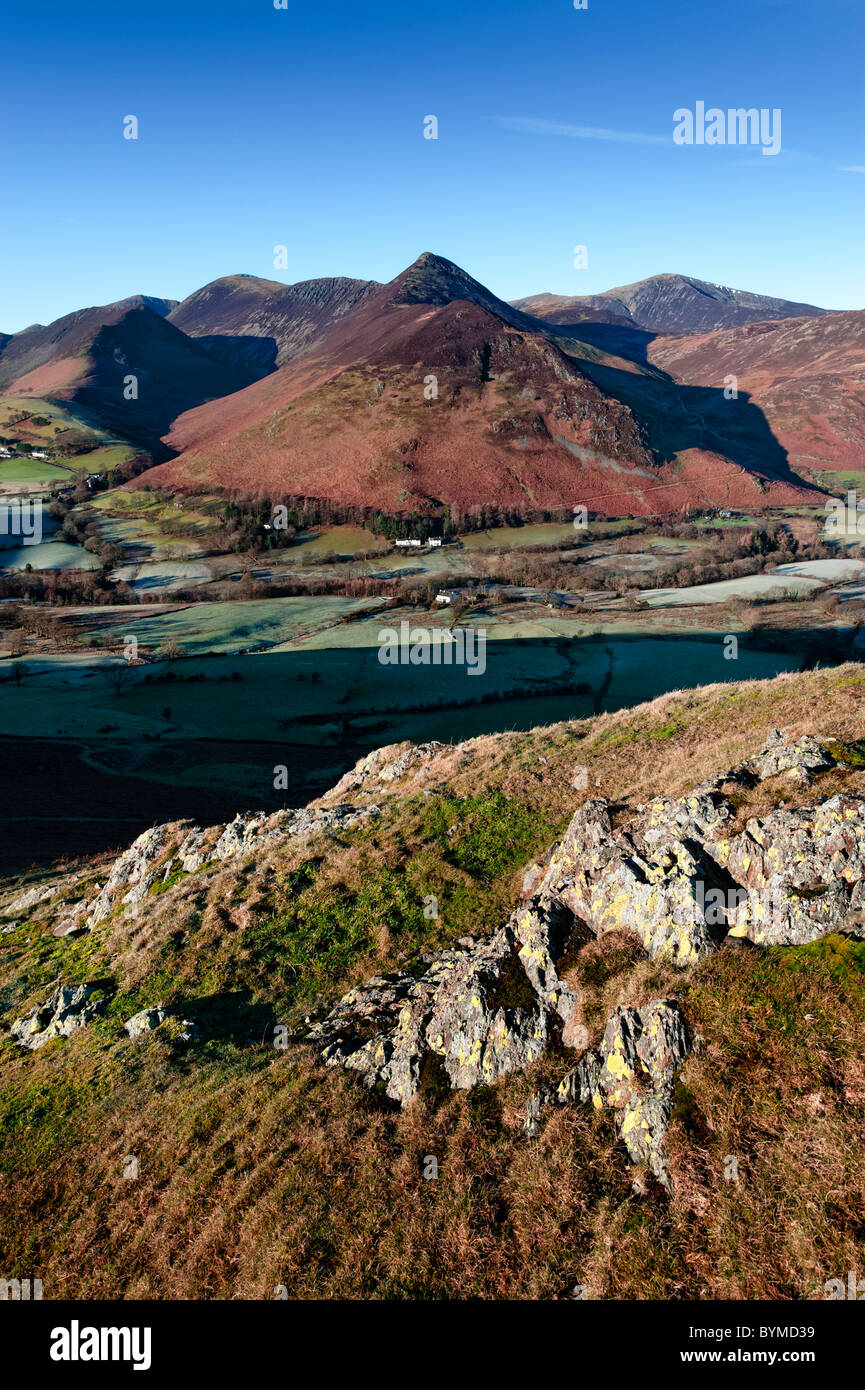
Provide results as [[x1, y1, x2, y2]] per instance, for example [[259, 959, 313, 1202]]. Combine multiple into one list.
[[236, 862, 431, 1007], [0, 458, 70, 485], [423, 792, 552, 881], [826, 738, 865, 768]]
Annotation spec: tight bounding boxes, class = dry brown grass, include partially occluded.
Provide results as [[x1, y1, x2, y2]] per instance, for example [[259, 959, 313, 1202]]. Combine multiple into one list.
[[3, 663, 865, 1298]]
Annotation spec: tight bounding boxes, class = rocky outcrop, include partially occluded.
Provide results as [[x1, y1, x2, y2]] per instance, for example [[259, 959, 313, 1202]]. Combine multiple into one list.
[[29, 725, 863, 1185], [303, 728, 861, 1180], [509, 895, 586, 1047], [304, 904, 576, 1105], [176, 830, 210, 874], [750, 730, 836, 786], [535, 798, 729, 966], [124, 1005, 169, 1037], [71, 803, 380, 932], [212, 803, 380, 863], [714, 794, 865, 946], [329, 742, 445, 798], [637, 789, 734, 849], [11, 982, 107, 1050], [2, 881, 59, 917], [530, 732, 863, 960], [701, 730, 838, 793], [378, 744, 446, 782], [124, 1005, 197, 1043], [86, 826, 168, 929], [524, 999, 691, 1183]]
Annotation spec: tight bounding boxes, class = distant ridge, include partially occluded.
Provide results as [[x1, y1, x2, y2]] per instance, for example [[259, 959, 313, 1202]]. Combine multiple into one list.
[[168, 273, 381, 369], [513, 273, 830, 334]]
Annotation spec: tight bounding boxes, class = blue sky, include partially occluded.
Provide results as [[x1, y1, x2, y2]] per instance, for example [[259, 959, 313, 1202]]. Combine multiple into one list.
[[1, 0, 863, 331]]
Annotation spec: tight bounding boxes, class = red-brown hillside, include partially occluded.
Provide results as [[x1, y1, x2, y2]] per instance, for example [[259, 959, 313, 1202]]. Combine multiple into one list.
[[648, 310, 865, 476], [0, 297, 255, 449], [136, 255, 826, 515]]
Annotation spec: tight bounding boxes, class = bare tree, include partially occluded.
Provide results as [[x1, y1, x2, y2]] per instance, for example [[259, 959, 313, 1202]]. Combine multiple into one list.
[[103, 661, 137, 697], [159, 638, 182, 663]]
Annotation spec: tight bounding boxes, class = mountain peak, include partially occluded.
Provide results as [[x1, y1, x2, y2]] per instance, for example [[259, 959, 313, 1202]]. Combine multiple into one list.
[[514, 272, 830, 335], [389, 252, 490, 305], [385, 253, 530, 331]]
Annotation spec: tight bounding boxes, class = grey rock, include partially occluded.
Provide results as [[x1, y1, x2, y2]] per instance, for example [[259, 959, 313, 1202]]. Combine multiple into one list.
[[539, 800, 726, 966], [124, 1005, 168, 1038], [86, 825, 168, 928], [750, 730, 836, 786], [329, 741, 445, 797], [525, 999, 691, 1185], [11, 982, 107, 1050], [509, 894, 585, 1045], [124, 1005, 198, 1044], [714, 794, 865, 945], [211, 803, 380, 863], [177, 828, 208, 873], [3, 882, 58, 916], [307, 926, 554, 1106], [377, 743, 445, 782], [52, 918, 88, 939], [637, 789, 734, 849]]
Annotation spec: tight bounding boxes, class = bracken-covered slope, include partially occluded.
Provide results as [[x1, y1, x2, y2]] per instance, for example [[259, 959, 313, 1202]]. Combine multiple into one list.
[[138, 253, 822, 514], [0, 296, 178, 390], [0, 297, 257, 450], [3, 664, 865, 1299], [514, 273, 831, 335], [646, 309, 865, 478]]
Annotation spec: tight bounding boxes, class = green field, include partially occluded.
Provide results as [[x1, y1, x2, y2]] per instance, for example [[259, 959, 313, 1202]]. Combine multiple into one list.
[[88, 595, 387, 656], [77, 444, 139, 474], [814, 470, 865, 494], [92, 489, 223, 529], [112, 558, 216, 592], [460, 523, 577, 550], [288, 526, 391, 557], [641, 558, 864, 607], [0, 458, 71, 488], [0, 626, 802, 749], [0, 398, 139, 481], [0, 540, 100, 571]]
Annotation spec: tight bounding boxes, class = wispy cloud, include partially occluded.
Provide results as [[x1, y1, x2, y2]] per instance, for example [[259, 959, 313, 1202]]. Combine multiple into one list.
[[840, 165, 865, 174], [494, 116, 667, 146]]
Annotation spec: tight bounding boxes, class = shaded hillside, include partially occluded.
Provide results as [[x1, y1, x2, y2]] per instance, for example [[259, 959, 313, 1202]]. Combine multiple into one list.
[[0, 299, 259, 451], [648, 309, 865, 476], [0, 295, 178, 388]]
